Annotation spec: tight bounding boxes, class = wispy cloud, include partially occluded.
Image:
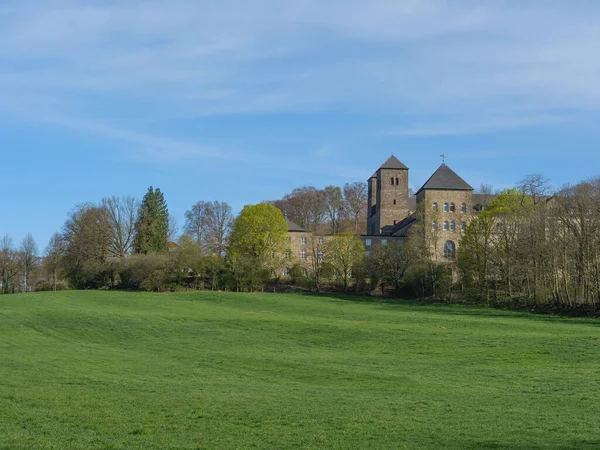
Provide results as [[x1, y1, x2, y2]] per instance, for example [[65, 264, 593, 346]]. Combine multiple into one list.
[[0, 0, 599, 155]]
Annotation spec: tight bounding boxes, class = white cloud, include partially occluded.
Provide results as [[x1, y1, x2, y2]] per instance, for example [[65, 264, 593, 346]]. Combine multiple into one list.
[[0, 0, 599, 142]]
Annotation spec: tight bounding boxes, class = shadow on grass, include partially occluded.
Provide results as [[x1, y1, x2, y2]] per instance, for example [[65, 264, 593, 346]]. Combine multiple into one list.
[[295, 291, 600, 327]]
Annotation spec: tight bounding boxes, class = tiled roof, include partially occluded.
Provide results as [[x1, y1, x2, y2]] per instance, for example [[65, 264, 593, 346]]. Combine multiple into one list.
[[379, 155, 409, 170], [286, 219, 305, 232], [417, 163, 473, 193]]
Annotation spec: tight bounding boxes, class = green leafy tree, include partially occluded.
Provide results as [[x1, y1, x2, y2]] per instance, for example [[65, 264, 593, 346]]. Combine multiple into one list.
[[227, 203, 288, 262], [324, 232, 365, 289], [133, 187, 169, 254]]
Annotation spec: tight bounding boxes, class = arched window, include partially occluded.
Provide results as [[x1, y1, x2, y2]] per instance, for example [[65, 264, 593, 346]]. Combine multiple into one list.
[[432, 202, 438, 211], [443, 221, 449, 231], [450, 221, 456, 231], [391, 177, 394, 185], [461, 222, 467, 232], [432, 221, 438, 230], [393, 199, 396, 205], [450, 203, 456, 212], [395, 177, 399, 185], [461, 203, 467, 213], [444, 241, 456, 259], [444, 202, 449, 212]]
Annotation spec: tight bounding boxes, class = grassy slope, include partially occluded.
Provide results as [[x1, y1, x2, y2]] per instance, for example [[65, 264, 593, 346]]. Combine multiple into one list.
[[1, 291, 600, 449]]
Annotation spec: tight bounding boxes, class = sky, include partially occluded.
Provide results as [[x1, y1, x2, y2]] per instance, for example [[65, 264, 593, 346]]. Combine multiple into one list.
[[1, 0, 600, 250]]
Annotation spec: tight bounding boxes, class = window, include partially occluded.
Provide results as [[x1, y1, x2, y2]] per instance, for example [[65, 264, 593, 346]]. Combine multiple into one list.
[[365, 239, 372, 246], [433, 202, 438, 211], [444, 202, 449, 212], [317, 251, 324, 261], [301, 236, 307, 245], [395, 177, 399, 185], [450, 203, 455, 212], [319, 237, 324, 244], [461, 203, 467, 213], [444, 240, 456, 259], [391, 177, 394, 185], [461, 222, 467, 232], [393, 220, 396, 225], [381, 239, 388, 245], [432, 221, 438, 230], [287, 237, 292, 243], [450, 221, 456, 231], [283, 267, 290, 276], [443, 221, 449, 230], [300, 249, 307, 260], [393, 199, 396, 205], [285, 250, 291, 259]]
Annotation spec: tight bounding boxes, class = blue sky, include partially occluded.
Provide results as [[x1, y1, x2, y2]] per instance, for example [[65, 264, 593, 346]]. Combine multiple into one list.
[[2, 0, 600, 250]]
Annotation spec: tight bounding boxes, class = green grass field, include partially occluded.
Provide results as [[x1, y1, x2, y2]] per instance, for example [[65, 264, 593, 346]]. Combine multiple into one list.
[[1, 291, 600, 449]]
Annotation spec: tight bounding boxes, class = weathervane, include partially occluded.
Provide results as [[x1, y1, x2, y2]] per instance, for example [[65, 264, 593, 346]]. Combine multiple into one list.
[[440, 153, 446, 163]]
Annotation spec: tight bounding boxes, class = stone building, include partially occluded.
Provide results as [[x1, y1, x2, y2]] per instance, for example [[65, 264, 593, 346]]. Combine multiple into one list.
[[363, 155, 474, 262]]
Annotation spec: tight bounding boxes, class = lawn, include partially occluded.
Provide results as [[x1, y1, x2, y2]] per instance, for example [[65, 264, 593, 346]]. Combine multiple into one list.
[[1, 291, 600, 449]]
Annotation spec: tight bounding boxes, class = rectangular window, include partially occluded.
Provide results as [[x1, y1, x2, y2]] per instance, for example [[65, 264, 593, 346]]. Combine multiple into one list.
[[365, 239, 372, 246], [285, 250, 291, 259], [319, 237, 324, 244], [300, 249, 307, 260], [381, 239, 387, 245], [301, 236, 307, 245]]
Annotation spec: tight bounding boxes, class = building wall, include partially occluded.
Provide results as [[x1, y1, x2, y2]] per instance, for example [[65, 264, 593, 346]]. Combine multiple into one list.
[[419, 189, 474, 261], [367, 168, 409, 235]]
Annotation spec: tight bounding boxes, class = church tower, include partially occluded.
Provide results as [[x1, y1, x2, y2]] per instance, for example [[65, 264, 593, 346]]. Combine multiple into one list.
[[367, 155, 409, 235]]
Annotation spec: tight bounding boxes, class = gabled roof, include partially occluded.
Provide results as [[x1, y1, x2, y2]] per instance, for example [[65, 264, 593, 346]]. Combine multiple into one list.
[[417, 163, 473, 193], [379, 155, 408, 170], [286, 218, 305, 232]]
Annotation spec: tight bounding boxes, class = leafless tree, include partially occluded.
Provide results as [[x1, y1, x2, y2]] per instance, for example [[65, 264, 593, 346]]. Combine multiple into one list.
[[343, 182, 368, 233], [101, 195, 138, 258], [44, 233, 65, 291], [19, 233, 38, 292], [0, 235, 18, 294], [323, 185, 343, 235]]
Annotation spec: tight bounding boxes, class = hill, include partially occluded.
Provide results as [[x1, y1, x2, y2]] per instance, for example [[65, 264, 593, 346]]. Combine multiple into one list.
[[1, 291, 600, 449]]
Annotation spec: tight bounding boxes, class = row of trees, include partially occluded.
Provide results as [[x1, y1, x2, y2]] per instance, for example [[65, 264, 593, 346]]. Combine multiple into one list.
[[458, 176, 600, 312], [271, 182, 368, 234]]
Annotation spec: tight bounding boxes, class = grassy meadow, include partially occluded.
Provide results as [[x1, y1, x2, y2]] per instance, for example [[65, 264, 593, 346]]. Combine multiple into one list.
[[1, 291, 600, 449]]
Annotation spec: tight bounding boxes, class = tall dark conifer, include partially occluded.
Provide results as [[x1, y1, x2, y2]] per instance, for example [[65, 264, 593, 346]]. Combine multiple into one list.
[[133, 187, 169, 254]]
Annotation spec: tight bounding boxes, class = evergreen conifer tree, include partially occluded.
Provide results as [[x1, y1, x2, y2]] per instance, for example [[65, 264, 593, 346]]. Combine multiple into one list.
[[133, 187, 169, 254]]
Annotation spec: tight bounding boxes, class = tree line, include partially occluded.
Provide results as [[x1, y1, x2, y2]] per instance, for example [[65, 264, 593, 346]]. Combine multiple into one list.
[[3, 174, 600, 315]]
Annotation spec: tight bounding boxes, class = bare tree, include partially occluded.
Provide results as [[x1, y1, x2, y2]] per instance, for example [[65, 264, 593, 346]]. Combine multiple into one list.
[[0, 235, 18, 294], [184, 201, 210, 246], [19, 233, 38, 292], [343, 182, 368, 233], [168, 214, 179, 242], [44, 233, 65, 291], [101, 195, 138, 258], [323, 185, 344, 235], [205, 201, 233, 257], [272, 187, 327, 231]]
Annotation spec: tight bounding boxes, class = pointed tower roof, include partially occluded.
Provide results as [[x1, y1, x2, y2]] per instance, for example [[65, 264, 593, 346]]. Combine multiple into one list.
[[379, 155, 408, 170], [417, 163, 473, 193]]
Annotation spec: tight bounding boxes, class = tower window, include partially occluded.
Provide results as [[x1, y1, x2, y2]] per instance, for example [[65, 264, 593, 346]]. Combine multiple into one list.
[[394, 220, 396, 225], [450, 203, 456, 212], [393, 199, 396, 205], [391, 177, 394, 185], [444, 202, 449, 213], [396, 177, 399, 185], [444, 241, 456, 259], [461, 203, 467, 213]]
